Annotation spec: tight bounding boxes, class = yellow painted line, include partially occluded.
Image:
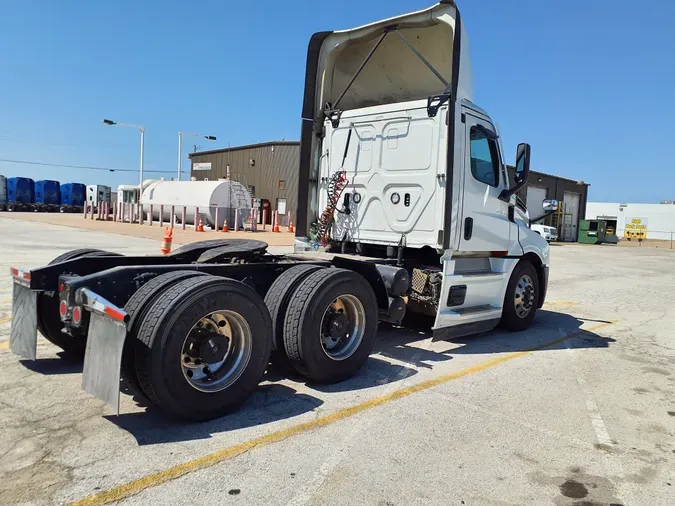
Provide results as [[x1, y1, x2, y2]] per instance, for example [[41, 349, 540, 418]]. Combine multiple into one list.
[[544, 301, 579, 308], [0, 340, 9, 349], [70, 320, 616, 506], [0, 298, 12, 306], [0, 315, 12, 325]]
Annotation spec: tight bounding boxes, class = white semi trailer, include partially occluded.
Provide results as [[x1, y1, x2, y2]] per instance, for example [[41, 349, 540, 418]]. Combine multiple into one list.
[[9, 1, 557, 421]]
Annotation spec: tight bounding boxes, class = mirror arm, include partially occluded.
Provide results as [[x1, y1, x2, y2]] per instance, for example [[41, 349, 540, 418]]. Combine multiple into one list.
[[499, 176, 528, 203], [529, 210, 555, 225]]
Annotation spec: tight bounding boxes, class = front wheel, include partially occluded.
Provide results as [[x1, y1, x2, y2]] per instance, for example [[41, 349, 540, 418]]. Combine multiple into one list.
[[499, 261, 539, 331]]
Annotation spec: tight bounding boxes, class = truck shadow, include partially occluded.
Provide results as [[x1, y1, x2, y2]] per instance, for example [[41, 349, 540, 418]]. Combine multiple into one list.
[[105, 383, 324, 446], [447, 310, 615, 356], [303, 310, 615, 395], [20, 352, 83, 375]]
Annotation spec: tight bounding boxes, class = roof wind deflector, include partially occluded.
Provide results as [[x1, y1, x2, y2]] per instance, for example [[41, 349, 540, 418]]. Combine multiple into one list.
[[324, 24, 453, 127]]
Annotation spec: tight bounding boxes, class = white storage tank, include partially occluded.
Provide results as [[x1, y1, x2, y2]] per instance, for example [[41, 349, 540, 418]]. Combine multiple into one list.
[[141, 180, 252, 228], [0, 175, 7, 211]]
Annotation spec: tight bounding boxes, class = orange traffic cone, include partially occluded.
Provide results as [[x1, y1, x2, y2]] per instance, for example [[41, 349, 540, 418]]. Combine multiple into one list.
[[161, 227, 173, 254], [196, 217, 204, 232], [287, 219, 294, 233], [221, 219, 229, 232], [272, 212, 280, 233]]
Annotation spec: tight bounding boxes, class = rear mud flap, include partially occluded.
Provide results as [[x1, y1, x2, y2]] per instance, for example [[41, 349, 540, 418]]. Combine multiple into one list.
[[9, 283, 38, 360], [82, 313, 127, 414]]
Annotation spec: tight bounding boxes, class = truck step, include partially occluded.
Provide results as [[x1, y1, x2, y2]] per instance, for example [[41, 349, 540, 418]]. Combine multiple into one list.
[[450, 304, 500, 315], [432, 318, 501, 341]]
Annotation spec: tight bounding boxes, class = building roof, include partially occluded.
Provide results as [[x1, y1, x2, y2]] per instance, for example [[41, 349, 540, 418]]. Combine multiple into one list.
[[188, 140, 300, 158], [189, 140, 588, 187], [506, 165, 589, 186]]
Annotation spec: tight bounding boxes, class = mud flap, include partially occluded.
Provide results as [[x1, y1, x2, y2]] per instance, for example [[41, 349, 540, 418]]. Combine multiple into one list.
[[82, 313, 126, 414], [9, 283, 38, 360]]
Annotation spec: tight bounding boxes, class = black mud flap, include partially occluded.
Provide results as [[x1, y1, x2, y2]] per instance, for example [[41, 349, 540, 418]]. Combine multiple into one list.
[[9, 283, 38, 360], [82, 313, 127, 414]]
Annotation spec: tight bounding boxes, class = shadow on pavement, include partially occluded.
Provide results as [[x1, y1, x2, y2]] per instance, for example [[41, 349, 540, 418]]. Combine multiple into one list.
[[20, 352, 83, 375], [448, 310, 615, 355], [105, 383, 323, 445], [32, 309, 614, 442], [309, 355, 417, 393]]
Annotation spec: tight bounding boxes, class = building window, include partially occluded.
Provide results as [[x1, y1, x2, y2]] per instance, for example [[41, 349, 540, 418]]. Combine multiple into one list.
[[277, 198, 287, 215], [279, 180, 285, 190]]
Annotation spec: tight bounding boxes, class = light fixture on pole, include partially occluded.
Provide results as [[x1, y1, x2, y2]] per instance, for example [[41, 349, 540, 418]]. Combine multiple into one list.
[[101, 118, 145, 194], [177, 132, 217, 181]]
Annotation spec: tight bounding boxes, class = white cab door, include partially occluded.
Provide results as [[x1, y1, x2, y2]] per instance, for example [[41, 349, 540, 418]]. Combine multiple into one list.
[[458, 112, 511, 253]]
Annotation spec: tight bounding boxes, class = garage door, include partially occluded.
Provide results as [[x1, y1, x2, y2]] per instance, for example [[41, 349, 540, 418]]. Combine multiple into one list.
[[563, 191, 580, 241], [526, 185, 547, 217]]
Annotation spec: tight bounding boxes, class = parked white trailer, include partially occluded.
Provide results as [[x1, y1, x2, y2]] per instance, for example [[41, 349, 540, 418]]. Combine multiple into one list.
[[86, 185, 111, 208], [141, 180, 252, 228]]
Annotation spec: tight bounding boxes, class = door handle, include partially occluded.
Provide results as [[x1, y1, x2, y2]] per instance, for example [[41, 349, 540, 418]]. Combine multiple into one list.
[[464, 217, 473, 240]]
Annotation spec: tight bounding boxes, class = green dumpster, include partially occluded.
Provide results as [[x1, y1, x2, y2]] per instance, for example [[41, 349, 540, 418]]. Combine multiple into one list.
[[578, 219, 619, 244]]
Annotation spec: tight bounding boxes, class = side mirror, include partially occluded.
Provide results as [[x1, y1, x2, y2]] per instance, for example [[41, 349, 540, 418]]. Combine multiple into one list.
[[514, 143, 530, 184], [499, 142, 531, 202], [543, 199, 558, 212]]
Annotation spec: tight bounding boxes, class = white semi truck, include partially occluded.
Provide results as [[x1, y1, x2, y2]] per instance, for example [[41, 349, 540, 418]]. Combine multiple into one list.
[[9, 1, 557, 420]]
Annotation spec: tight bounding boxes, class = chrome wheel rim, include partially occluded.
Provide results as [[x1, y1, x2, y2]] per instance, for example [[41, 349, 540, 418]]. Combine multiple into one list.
[[514, 274, 536, 318], [181, 310, 252, 392], [319, 294, 366, 361]]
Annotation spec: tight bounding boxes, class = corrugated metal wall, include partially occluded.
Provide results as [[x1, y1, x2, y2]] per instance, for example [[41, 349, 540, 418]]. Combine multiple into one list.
[[189, 143, 299, 217]]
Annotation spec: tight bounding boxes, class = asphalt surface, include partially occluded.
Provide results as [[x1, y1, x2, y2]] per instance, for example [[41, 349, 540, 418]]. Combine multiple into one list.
[[0, 217, 673, 505]]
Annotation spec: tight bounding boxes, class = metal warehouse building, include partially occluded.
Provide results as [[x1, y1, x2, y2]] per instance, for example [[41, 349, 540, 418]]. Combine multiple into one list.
[[190, 142, 588, 241], [189, 141, 300, 221], [509, 166, 589, 241]]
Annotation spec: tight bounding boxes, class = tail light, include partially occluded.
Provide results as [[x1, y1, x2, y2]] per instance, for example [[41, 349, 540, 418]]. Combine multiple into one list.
[[59, 300, 68, 319], [72, 306, 82, 325]]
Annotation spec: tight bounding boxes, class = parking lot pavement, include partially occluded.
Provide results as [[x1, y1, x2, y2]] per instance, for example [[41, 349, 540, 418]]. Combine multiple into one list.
[[0, 219, 673, 506]]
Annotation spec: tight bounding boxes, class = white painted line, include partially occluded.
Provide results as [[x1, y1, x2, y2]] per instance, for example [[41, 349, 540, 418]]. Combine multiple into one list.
[[562, 328, 631, 503]]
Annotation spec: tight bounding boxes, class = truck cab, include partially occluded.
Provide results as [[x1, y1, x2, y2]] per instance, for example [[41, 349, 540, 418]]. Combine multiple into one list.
[[295, 0, 556, 338], [7, 1, 558, 421]]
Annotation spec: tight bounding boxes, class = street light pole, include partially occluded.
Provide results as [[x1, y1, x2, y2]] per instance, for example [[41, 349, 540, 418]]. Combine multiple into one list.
[[177, 132, 217, 181], [102, 118, 145, 196], [177, 133, 182, 181], [139, 127, 145, 188]]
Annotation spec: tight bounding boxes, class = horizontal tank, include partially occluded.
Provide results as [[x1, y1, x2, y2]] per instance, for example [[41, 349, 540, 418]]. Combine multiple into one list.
[[141, 180, 252, 228], [7, 177, 35, 204], [35, 180, 61, 205]]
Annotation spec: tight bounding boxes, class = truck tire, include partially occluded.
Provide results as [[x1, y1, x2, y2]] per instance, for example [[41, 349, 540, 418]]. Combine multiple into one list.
[[134, 276, 273, 420], [499, 260, 539, 331], [37, 249, 122, 355], [122, 270, 209, 399], [264, 264, 325, 353], [283, 268, 378, 383]]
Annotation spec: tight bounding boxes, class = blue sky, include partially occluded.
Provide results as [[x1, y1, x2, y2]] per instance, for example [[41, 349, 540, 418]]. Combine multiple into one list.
[[0, 0, 673, 202]]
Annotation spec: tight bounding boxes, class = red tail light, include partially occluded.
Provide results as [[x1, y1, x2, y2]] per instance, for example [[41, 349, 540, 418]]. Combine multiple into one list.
[[72, 306, 82, 325], [59, 300, 68, 318]]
